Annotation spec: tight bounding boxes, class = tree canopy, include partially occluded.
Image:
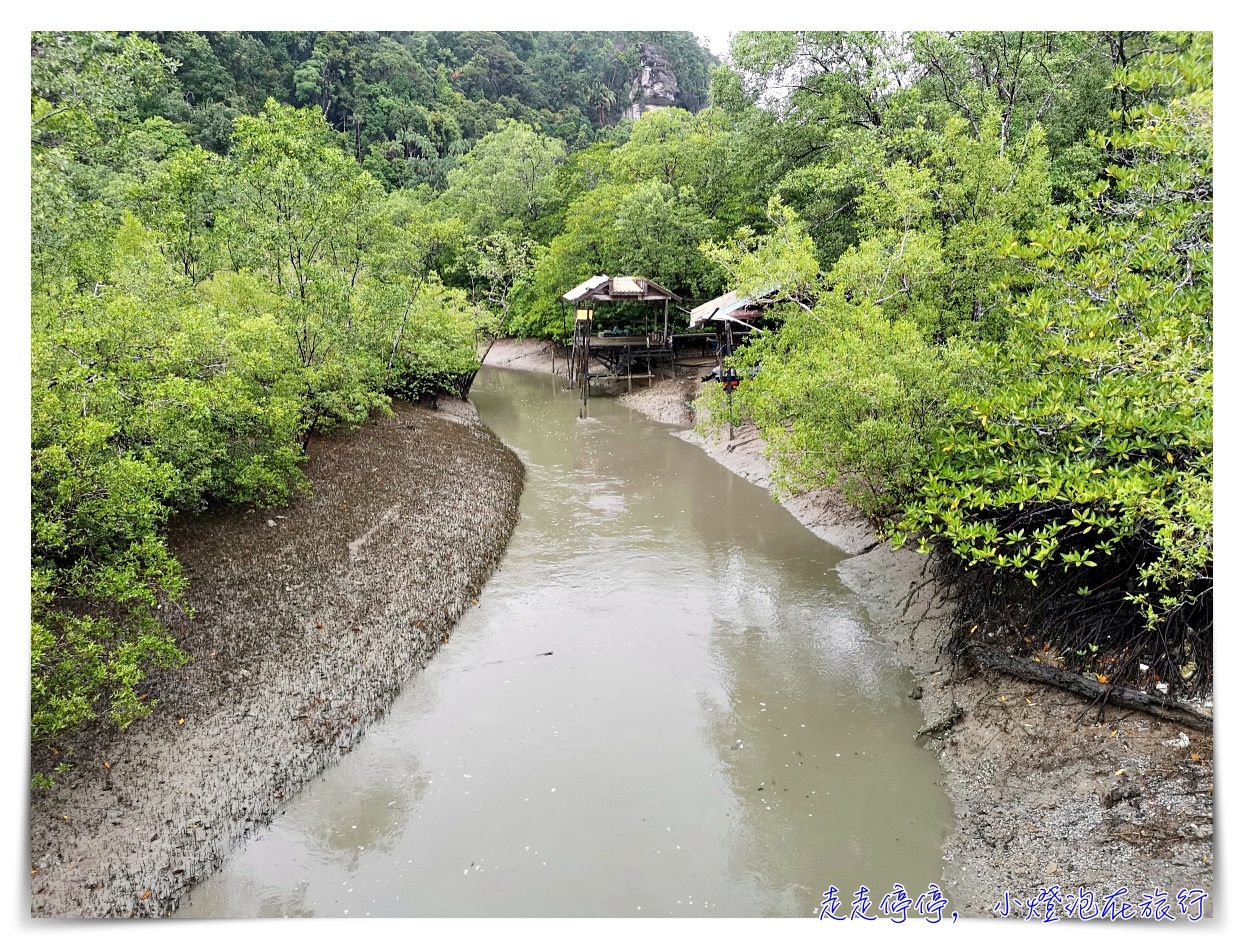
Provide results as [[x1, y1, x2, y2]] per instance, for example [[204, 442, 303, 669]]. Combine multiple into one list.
[[29, 29, 1212, 762], [697, 30, 1212, 696]]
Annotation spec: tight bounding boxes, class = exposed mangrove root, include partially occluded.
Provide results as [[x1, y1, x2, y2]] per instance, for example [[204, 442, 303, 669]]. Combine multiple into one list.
[[967, 643, 1213, 733], [928, 542, 1212, 701], [914, 703, 964, 742]]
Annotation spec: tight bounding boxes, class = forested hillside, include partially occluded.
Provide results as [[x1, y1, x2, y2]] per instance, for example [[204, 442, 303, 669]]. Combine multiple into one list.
[[137, 31, 716, 186], [30, 30, 1211, 758]]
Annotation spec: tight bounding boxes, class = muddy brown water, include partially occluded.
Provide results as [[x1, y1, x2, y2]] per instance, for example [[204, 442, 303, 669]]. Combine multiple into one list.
[[177, 366, 954, 918]]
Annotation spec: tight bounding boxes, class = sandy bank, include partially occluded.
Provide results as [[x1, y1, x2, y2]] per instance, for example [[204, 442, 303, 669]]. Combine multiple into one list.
[[481, 337, 561, 373], [625, 379, 1215, 918], [29, 399, 523, 917], [617, 376, 700, 427]]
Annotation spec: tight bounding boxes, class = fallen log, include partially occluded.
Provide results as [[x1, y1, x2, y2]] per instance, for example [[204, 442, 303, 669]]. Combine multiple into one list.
[[968, 644, 1213, 733]]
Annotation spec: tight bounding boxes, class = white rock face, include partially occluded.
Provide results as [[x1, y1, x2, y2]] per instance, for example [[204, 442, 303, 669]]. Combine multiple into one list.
[[624, 43, 679, 121]]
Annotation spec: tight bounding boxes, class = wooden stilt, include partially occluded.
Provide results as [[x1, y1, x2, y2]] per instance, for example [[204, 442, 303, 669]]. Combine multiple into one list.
[[663, 299, 669, 381], [725, 321, 735, 442], [582, 332, 590, 404]]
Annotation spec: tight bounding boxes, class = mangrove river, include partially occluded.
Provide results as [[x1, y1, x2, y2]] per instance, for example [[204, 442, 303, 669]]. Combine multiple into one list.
[[176, 366, 954, 918]]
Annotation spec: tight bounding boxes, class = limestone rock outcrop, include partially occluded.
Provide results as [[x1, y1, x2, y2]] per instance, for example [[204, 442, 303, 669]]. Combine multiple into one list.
[[623, 42, 679, 120]]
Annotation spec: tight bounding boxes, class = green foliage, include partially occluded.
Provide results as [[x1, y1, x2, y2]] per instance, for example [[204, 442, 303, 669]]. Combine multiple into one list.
[[223, 100, 397, 432], [696, 32, 1211, 689], [32, 31, 175, 153], [695, 90, 1052, 512], [31, 222, 299, 738], [699, 200, 983, 520], [31, 32, 178, 292], [700, 197, 822, 302], [841, 109, 1050, 339], [723, 30, 1143, 259], [439, 120, 567, 239], [30, 28, 1214, 735], [909, 31, 1119, 155], [612, 180, 717, 293], [30, 53, 484, 741], [368, 278, 482, 401], [135, 31, 717, 185], [505, 106, 765, 337], [896, 34, 1212, 683], [465, 232, 535, 335], [130, 144, 227, 283], [708, 298, 979, 521]]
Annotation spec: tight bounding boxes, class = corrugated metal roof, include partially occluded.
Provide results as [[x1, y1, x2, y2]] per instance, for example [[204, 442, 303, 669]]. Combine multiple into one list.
[[688, 290, 738, 327], [610, 276, 643, 296], [638, 279, 679, 300], [687, 285, 779, 328], [562, 274, 610, 302], [561, 275, 681, 302]]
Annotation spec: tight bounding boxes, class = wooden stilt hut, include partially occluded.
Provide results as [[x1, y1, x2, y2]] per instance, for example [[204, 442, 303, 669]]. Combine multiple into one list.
[[561, 275, 681, 401]]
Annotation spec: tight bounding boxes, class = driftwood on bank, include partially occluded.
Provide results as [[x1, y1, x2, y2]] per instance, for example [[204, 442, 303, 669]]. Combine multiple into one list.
[[968, 643, 1213, 733], [914, 703, 964, 742]]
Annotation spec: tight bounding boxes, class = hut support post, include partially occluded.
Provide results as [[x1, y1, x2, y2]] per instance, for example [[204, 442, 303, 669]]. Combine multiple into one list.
[[582, 332, 590, 404], [726, 321, 736, 442], [663, 299, 669, 381]]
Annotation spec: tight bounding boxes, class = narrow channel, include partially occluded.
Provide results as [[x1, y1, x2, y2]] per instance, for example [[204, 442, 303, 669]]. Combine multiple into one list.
[[177, 366, 954, 918]]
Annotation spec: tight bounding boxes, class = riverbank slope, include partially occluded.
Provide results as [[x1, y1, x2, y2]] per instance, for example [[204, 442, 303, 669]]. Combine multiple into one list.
[[29, 399, 524, 917], [609, 370, 1215, 917], [681, 416, 1214, 917]]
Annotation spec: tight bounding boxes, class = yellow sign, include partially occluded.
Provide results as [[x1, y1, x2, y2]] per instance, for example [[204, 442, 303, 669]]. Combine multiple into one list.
[[575, 309, 593, 322]]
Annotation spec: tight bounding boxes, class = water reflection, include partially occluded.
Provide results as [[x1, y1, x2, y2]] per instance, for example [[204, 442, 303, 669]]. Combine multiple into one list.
[[179, 367, 953, 918]]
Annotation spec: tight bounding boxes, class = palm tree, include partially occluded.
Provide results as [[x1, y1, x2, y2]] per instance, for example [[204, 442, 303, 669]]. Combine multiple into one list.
[[588, 81, 617, 128]]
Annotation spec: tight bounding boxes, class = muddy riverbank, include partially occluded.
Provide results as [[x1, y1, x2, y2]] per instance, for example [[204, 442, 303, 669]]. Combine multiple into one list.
[[29, 399, 523, 918], [463, 342, 1216, 916], [175, 364, 956, 918], [481, 336, 564, 373], [625, 376, 1215, 918]]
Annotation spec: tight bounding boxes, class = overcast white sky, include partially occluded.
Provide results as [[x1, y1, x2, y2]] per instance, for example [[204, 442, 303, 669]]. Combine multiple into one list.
[[698, 31, 733, 60]]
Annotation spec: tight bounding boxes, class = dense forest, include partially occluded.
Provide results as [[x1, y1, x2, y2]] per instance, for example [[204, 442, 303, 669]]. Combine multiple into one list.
[[134, 31, 716, 186], [31, 30, 1211, 761]]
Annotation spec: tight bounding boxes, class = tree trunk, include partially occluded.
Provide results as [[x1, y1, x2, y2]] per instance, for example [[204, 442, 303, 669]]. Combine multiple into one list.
[[387, 299, 415, 373]]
